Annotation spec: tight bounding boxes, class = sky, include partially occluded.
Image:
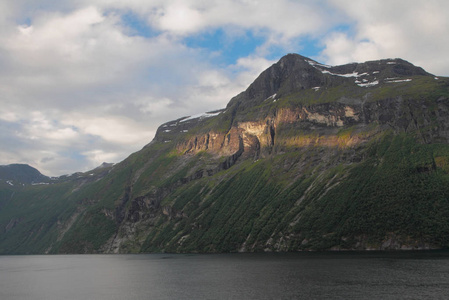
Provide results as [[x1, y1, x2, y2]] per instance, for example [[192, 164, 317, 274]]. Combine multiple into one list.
[[1, 0, 449, 176]]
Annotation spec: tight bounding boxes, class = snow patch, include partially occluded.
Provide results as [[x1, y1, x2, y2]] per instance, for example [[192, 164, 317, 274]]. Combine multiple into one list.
[[435, 77, 439, 80], [180, 111, 221, 123], [322, 70, 368, 78], [322, 70, 357, 77], [6, 180, 13, 186], [387, 62, 397, 65], [357, 81, 379, 87], [306, 60, 331, 69], [265, 93, 277, 101], [163, 129, 171, 133], [181, 130, 188, 133], [385, 79, 412, 83], [312, 87, 320, 91], [373, 71, 380, 74]]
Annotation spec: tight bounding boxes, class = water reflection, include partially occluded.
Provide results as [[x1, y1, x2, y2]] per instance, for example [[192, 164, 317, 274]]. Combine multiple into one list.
[[1, 252, 449, 299]]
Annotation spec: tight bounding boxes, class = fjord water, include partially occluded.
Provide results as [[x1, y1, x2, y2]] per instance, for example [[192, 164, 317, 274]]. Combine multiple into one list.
[[1, 252, 449, 299]]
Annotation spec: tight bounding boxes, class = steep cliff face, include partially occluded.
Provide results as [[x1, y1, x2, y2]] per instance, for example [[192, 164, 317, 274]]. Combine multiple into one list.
[[164, 94, 449, 171], [173, 104, 363, 159], [1, 54, 449, 254]]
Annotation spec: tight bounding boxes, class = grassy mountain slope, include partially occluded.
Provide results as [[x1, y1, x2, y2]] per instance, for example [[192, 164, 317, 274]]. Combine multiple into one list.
[[1, 54, 449, 254]]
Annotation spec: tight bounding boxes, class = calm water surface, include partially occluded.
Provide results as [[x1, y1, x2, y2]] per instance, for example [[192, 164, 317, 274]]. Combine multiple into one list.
[[1, 251, 449, 299]]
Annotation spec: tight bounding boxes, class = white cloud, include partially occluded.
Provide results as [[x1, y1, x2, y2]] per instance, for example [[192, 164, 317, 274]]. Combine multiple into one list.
[[232, 55, 275, 86], [0, 4, 250, 175], [322, 0, 449, 75], [3, 7, 146, 93], [24, 112, 79, 143], [155, 2, 204, 35], [141, 0, 338, 55], [0, 111, 20, 123], [82, 149, 122, 169], [64, 115, 153, 145], [1, 0, 449, 176]]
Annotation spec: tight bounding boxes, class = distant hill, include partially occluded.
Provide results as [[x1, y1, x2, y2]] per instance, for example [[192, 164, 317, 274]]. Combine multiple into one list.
[[0, 164, 50, 186], [1, 53, 449, 254]]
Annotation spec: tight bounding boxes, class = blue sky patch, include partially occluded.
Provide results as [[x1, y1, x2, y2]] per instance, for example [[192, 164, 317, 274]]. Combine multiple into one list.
[[120, 10, 159, 38], [184, 29, 266, 65]]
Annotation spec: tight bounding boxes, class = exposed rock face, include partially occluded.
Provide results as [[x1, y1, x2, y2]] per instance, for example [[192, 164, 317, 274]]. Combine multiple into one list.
[[167, 98, 449, 171]]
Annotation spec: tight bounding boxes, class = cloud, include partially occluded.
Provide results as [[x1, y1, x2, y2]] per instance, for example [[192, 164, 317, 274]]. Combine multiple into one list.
[[81, 149, 123, 168], [322, 0, 449, 75], [1, 3, 281, 175], [150, 0, 329, 35], [3, 7, 146, 98], [1, 0, 448, 176], [63, 114, 153, 145], [142, 0, 340, 57], [155, 2, 204, 35]]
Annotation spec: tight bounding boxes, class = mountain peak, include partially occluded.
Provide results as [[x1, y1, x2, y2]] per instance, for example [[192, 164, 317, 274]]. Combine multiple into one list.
[[277, 53, 313, 66], [227, 53, 323, 111], [94, 162, 114, 170], [227, 54, 433, 112]]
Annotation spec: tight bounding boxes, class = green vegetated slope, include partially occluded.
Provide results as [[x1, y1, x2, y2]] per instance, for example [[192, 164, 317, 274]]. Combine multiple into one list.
[[0, 161, 124, 254], [136, 133, 449, 252], [1, 53, 449, 253], [0, 181, 78, 253]]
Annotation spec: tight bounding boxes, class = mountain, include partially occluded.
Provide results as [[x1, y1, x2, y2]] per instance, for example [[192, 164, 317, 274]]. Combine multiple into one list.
[[0, 164, 50, 186], [1, 53, 449, 254]]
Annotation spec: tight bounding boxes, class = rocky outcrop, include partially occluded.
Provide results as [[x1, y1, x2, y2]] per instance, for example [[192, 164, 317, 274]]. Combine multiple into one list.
[[169, 95, 449, 167]]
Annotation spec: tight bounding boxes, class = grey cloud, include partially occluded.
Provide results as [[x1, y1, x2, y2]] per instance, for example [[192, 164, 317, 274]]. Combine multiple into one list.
[[40, 157, 55, 164]]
